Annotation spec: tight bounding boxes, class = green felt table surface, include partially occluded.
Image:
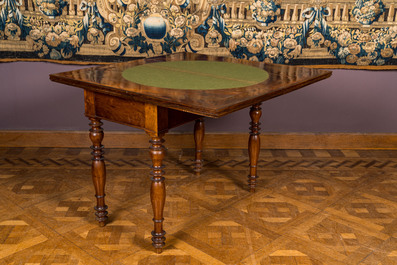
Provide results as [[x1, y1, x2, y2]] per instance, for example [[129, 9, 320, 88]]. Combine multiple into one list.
[[122, 61, 269, 90]]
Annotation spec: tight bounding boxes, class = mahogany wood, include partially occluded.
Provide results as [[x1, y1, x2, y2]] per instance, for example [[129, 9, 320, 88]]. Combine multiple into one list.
[[84, 90, 96, 116], [88, 118, 108, 226], [85, 91, 200, 133], [167, 109, 201, 130], [148, 134, 166, 253], [94, 93, 146, 128], [49, 52, 332, 253], [248, 104, 262, 192], [194, 118, 205, 175], [50, 53, 332, 118]]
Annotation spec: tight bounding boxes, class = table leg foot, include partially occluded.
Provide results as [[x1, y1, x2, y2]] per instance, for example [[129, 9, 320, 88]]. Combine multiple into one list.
[[152, 230, 166, 253], [155, 248, 163, 254], [89, 118, 108, 226], [194, 118, 205, 175], [248, 103, 262, 192], [148, 134, 166, 252]]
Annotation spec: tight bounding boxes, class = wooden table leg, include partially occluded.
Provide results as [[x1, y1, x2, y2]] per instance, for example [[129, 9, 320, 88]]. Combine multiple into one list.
[[248, 103, 262, 192], [89, 118, 108, 226], [194, 118, 205, 175], [148, 133, 166, 253]]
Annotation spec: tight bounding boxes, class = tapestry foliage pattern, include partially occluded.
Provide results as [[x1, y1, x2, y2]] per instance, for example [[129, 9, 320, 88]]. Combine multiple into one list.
[[1, 0, 397, 68]]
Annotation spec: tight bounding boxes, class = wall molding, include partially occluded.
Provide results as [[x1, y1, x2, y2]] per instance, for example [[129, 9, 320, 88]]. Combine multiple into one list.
[[1, 131, 397, 150]]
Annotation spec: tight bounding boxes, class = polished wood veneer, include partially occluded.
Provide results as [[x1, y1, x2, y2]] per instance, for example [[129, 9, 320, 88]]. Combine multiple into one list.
[[50, 53, 331, 118], [50, 52, 332, 253]]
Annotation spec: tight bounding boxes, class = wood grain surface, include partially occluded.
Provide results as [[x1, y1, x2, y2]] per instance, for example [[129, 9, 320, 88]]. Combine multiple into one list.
[[50, 53, 332, 118], [0, 146, 396, 264]]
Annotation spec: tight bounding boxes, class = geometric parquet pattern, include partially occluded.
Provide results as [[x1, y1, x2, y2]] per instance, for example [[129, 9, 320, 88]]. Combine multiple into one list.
[[0, 147, 396, 264]]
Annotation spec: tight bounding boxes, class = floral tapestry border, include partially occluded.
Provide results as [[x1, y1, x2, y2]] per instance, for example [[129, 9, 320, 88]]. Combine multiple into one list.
[[1, 0, 397, 69]]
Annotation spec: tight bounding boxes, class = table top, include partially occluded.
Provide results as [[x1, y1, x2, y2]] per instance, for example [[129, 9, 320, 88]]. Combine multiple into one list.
[[50, 53, 332, 118]]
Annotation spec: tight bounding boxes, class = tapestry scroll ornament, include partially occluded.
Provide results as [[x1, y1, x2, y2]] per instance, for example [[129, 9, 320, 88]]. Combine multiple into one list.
[[0, 0, 396, 68]]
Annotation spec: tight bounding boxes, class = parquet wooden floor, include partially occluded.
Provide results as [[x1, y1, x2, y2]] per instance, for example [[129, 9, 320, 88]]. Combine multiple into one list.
[[0, 147, 396, 264]]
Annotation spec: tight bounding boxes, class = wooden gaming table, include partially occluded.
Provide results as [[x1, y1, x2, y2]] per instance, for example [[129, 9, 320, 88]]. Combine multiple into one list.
[[49, 53, 332, 253]]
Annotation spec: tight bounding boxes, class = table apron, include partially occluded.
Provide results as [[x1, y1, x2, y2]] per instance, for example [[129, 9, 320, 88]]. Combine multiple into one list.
[[84, 90, 201, 134]]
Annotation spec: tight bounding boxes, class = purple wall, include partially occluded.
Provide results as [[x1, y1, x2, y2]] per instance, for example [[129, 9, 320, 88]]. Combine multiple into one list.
[[1, 62, 396, 133]]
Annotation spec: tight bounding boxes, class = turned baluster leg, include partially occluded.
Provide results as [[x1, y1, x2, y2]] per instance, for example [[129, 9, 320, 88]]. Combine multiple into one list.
[[89, 118, 108, 226], [149, 134, 166, 254], [194, 118, 205, 175], [248, 103, 262, 192]]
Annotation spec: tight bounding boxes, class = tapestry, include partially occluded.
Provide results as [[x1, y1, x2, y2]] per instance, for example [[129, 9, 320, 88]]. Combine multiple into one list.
[[1, 0, 397, 68]]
